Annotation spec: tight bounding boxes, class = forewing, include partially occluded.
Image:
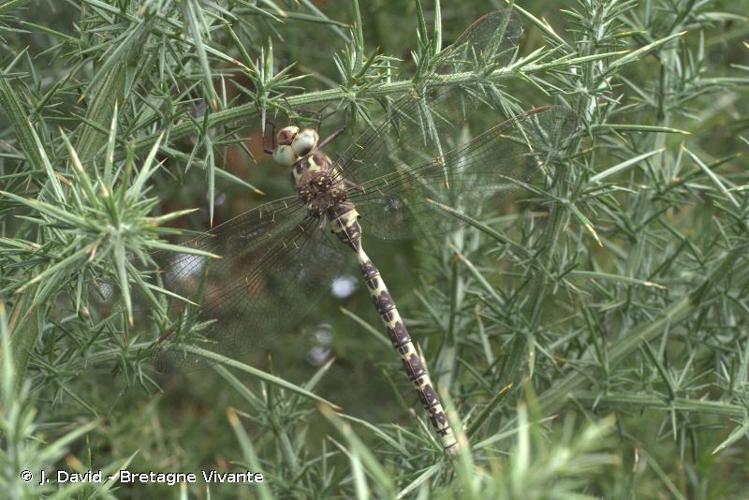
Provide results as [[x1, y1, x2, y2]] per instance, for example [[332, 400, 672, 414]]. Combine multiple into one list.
[[349, 106, 580, 239], [153, 197, 349, 372]]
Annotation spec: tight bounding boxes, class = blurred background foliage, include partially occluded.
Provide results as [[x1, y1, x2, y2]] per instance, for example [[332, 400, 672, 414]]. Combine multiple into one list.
[[1, 0, 749, 498]]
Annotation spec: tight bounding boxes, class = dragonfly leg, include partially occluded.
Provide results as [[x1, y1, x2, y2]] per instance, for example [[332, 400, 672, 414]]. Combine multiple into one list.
[[318, 125, 347, 150], [262, 120, 277, 155], [317, 107, 351, 149], [301, 104, 339, 132]]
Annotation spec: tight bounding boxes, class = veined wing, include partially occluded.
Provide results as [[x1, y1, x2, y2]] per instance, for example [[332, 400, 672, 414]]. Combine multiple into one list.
[[331, 9, 523, 189], [154, 196, 349, 371], [347, 106, 580, 239], [164, 195, 306, 283]]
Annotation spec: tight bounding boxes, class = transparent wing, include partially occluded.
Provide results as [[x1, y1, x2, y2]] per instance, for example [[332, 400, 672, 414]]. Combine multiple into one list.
[[149, 10, 560, 369], [348, 106, 580, 239], [332, 9, 523, 188], [153, 197, 350, 371]]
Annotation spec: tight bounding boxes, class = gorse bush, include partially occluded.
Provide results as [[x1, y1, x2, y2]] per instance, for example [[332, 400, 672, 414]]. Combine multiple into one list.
[[1, 0, 748, 498]]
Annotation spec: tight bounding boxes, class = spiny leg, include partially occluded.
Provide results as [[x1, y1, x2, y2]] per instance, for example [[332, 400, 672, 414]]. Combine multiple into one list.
[[317, 107, 350, 150], [332, 208, 459, 456], [317, 126, 346, 150], [262, 119, 277, 155]]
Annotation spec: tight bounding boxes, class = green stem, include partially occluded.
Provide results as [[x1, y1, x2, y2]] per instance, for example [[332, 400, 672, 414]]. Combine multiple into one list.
[[130, 51, 624, 155], [4, 289, 42, 388], [573, 392, 747, 418]]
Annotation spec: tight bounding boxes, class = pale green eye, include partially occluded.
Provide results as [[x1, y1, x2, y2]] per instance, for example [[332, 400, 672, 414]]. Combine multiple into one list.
[[272, 144, 296, 166], [292, 128, 319, 156]]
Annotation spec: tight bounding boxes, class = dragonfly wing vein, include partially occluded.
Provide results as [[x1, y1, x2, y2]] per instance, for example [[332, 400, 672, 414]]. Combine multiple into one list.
[[155, 199, 351, 372], [347, 106, 579, 239]]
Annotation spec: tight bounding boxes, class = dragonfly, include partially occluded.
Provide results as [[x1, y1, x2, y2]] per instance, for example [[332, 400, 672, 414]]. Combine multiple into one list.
[[156, 10, 578, 456]]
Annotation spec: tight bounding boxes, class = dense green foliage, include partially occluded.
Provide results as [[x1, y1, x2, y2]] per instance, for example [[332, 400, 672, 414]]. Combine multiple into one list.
[[1, 0, 748, 498]]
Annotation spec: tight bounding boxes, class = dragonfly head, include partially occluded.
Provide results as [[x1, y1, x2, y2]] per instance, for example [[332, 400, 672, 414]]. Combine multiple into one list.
[[272, 126, 319, 167]]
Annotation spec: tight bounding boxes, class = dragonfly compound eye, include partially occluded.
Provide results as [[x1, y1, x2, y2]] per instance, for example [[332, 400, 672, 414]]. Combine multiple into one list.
[[277, 126, 300, 146], [272, 144, 297, 167], [292, 128, 319, 156]]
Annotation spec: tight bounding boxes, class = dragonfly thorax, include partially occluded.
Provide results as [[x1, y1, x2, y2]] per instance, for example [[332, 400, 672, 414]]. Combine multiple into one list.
[[271, 125, 354, 220], [293, 150, 350, 219]]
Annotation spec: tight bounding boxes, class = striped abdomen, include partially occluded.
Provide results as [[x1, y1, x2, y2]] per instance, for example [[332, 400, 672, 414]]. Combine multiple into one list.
[[331, 208, 459, 455]]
